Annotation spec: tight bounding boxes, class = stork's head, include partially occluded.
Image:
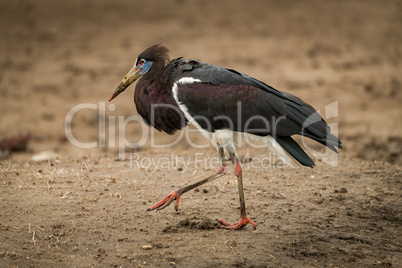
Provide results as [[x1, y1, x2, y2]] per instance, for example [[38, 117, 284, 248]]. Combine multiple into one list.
[[109, 44, 170, 101]]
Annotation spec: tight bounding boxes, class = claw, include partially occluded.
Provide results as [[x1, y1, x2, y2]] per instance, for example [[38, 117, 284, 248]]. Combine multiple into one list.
[[217, 216, 256, 230], [147, 191, 181, 211]]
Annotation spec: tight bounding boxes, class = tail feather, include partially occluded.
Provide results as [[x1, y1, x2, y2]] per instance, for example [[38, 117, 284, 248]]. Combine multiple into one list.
[[301, 131, 342, 153], [276, 136, 315, 167]]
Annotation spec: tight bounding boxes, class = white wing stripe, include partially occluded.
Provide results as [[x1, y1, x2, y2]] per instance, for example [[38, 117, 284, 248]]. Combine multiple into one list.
[[172, 77, 207, 134]]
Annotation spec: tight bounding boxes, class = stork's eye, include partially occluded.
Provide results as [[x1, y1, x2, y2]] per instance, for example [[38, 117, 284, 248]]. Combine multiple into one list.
[[139, 59, 146, 66]]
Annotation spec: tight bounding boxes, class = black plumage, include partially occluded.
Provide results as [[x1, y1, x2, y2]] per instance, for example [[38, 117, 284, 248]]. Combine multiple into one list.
[[109, 44, 342, 229]]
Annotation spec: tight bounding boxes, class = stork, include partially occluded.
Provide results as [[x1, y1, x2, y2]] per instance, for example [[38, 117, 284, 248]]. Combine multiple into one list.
[[109, 44, 341, 230]]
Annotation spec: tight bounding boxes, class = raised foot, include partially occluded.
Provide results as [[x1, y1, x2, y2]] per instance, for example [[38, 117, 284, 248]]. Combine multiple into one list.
[[217, 216, 256, 230], [147, 191, 181, 211]]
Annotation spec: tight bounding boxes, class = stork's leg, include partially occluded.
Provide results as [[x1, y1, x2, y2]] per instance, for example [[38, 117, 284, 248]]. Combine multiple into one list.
[[217, 145, 256, 230], [147, 144, 227, 211]]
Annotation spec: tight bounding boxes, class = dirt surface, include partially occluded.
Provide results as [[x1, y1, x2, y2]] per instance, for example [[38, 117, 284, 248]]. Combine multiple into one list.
[[1, 0, 402, 267]]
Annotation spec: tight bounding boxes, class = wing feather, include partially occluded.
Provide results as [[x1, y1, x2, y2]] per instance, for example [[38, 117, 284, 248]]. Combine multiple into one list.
[[171, 59, 342, 160]]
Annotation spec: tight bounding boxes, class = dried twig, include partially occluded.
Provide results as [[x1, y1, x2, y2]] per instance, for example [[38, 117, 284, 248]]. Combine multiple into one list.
[[31, 230, 36, 245]]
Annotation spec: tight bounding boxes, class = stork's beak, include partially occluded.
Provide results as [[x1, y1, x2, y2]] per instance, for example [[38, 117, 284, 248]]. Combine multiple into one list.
[[109, 65, 142, 102]]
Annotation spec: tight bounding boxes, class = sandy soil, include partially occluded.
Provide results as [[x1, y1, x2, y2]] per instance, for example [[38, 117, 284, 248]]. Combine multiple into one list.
[[1, 0, 401, 267]]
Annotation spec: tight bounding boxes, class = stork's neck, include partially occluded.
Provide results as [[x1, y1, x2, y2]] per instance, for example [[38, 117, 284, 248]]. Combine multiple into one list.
[[146, 59, 170, 85], [133, 61, 186, 134]]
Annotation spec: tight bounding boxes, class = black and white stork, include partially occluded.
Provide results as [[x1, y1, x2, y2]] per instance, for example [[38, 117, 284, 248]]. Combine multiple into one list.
[[109, 44, 341, 230]]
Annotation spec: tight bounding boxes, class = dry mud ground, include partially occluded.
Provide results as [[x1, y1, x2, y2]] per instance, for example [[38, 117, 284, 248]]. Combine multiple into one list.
[[1, 0, 402, 267]]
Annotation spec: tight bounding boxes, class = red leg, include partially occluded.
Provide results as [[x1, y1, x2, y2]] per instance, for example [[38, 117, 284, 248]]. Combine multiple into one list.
[[147, 166, 227, 211], [218, 215, 256, 230], [147, 145, 227, 212], [147, 190, 181, 211], [217, 147, 256, 230]]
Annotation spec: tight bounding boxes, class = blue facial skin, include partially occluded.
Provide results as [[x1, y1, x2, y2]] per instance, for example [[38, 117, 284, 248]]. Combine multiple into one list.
[[139, 61, 153, 75]]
